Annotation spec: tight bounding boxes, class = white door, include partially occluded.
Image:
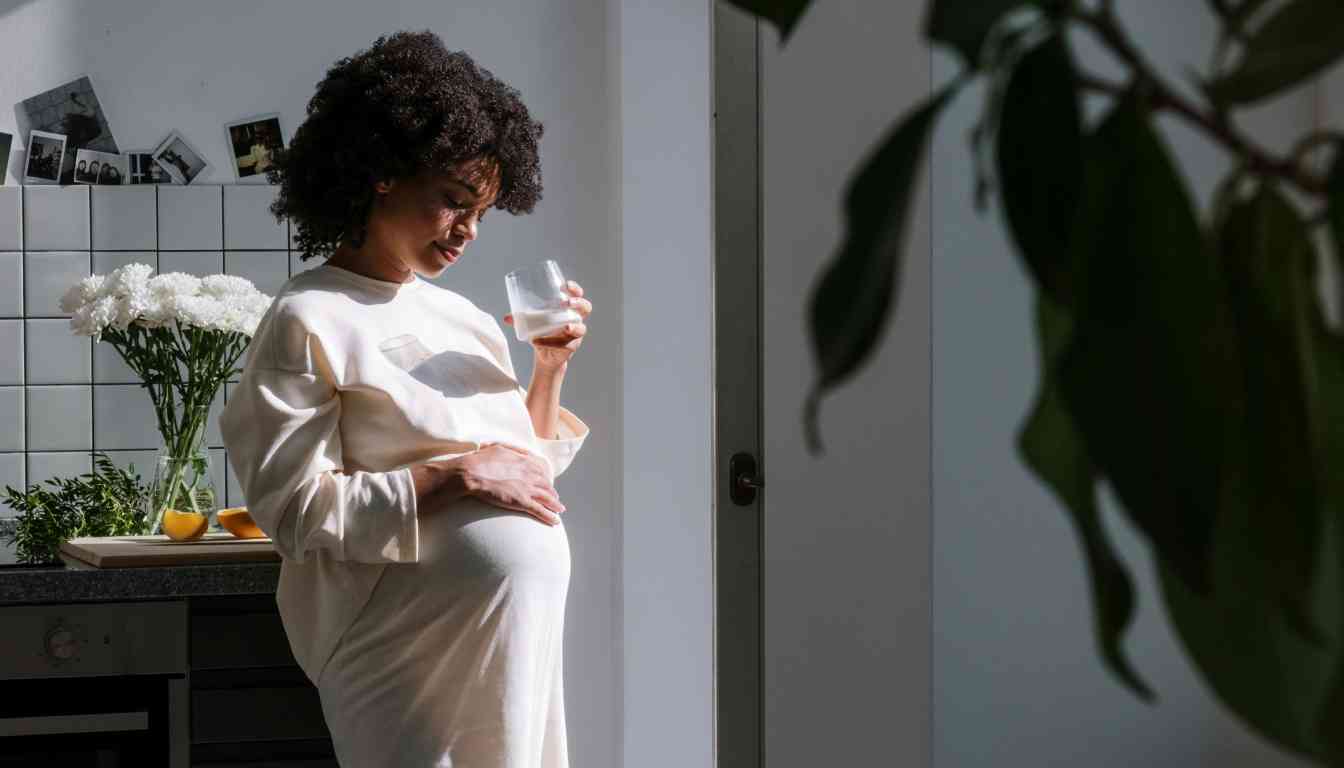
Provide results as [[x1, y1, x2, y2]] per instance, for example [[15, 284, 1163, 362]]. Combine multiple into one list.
[[714, 2, 932, 766]]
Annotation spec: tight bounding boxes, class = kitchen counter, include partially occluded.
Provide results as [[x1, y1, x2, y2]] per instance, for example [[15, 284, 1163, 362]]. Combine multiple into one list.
[[0, 560, 281, 606], [0, 518, 282, 606]]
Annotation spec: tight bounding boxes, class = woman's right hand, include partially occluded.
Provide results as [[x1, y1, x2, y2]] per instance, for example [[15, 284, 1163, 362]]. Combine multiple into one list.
[[456, 443, 566, 525]]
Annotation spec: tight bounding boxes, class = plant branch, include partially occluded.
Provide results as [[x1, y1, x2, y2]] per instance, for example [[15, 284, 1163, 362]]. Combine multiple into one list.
[[1072, 8, 1328, 198]]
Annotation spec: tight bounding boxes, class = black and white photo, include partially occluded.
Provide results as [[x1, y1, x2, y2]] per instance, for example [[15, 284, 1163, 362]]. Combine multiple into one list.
[[151, 130, 209, 185], [20, 75, 120, 185], [0, 131, 12, 185], [225, 113, 285, 182], [126, 150, 170, 184], [24, 130, 67, 183], [73, 148, 128, 185]]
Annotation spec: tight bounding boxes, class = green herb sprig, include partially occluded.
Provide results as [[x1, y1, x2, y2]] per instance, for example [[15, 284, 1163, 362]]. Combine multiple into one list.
[[3, 452, 150, 564]]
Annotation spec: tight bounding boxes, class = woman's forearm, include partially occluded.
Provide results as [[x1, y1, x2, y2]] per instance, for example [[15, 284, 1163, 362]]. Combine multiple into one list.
[[525, 360, 567, 439]]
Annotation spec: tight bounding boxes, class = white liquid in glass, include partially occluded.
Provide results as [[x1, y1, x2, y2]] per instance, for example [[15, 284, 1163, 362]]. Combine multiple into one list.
[[513, 307, 581, 341]]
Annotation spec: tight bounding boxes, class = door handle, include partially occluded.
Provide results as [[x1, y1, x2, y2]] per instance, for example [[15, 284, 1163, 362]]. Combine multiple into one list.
[[729, 452, 763, 505]]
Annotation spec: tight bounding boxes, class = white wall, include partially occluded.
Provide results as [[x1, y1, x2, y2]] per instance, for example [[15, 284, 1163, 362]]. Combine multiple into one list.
[[617, 0, 715, 765], [933, 4, 1321, 766], [758, 0, 931, 765], [0, 2, 622, 766]]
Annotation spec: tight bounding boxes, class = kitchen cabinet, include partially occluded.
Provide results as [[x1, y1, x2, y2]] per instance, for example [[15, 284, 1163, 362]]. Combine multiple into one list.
[[0, 562, 339, 767], [186, 594, 337, 766]]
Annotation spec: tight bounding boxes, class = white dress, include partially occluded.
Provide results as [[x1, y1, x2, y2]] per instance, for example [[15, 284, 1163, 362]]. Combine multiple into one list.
[[219, 262, 590, 767]]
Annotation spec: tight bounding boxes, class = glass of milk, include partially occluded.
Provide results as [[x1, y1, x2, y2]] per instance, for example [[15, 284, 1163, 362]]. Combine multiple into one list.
[[505, 260, 583, 342]]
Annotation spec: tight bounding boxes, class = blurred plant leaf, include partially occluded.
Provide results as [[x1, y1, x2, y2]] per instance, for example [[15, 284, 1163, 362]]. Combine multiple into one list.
[[1327, 144, 1344, 294], [1018, 292, 1152, 700], [719, 0, 815, 45], [1158, 547, 1336, 759], [804, 83, 958, 453], [996, 32, 1082, 307], [1215, 183, 1329, 644], [1204, 0, 1273, 37], [1056, 93, 1222, 596], [924, 0, 1041, 68], [1206, 0, 1344, 106]]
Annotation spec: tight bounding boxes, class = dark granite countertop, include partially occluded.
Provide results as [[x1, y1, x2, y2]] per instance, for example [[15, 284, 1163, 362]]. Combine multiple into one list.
[[0, 520, 280, 605], [0, 560, 281, 606]]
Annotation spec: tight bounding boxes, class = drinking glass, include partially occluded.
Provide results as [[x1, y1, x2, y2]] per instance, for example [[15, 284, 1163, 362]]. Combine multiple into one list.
[[505, 260, 583, 342]]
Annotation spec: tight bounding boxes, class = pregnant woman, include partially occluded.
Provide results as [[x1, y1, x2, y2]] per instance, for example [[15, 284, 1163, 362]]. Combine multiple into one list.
[[219, 30, 592, 767]]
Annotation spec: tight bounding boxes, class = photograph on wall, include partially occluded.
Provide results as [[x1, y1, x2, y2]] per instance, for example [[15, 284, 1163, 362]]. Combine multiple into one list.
[[126, 150, 171, 185], [151, 130, 209, 185], [225, 113, 285, 182], [73, 149, 128, 185], [0, 131, 12, 185], [20, 75, 120, 185], [24, 130, 67, 183]]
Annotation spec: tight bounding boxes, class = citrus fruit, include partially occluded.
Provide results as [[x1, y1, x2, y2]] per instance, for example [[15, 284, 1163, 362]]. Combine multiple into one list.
[[217, 507, 266, 539], [162, 508, 208, 541]]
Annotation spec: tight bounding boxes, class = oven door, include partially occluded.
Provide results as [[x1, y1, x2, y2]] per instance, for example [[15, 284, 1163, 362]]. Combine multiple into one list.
[[0, 675, 175, 767]]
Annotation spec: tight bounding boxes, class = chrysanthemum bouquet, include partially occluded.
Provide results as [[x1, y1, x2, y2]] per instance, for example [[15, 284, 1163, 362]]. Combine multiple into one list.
[[59, 263, 272, 534]]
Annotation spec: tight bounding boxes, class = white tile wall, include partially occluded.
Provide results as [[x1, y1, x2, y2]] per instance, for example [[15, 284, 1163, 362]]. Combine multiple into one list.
[[25, 251, 90, 316], [0, 321, 20, 385], [92, 186, 157, 250], [0, 184, 299, 518], [0, 453, 24, 499], [23, 186, 90, 250], [0, 388, 23, 451], [25, 319, 91, 384], [0, 253, 23, 316], [0, 189, 21, 251], [158, 185, 222, 250], [224, 185, 286, 250], [27, 385, 92, 450]]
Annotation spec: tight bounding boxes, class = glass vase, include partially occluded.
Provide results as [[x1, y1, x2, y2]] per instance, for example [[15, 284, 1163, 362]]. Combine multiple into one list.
[[145, 448, 219, 538], [143, 403, 220, 538]]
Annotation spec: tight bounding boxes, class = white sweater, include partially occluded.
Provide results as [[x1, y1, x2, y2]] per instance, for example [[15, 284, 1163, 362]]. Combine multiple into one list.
[[218, 261, 589, 686]]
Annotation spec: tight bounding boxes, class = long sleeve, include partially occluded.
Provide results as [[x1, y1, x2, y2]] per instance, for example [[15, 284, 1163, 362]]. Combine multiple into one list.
[[533, 405, 589, 479], [219, 319, 419, 564], [474, 308, 591, 479]]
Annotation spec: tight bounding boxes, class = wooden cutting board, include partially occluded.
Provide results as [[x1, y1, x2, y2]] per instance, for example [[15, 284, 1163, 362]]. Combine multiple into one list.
[[59, 532, 280, 568]]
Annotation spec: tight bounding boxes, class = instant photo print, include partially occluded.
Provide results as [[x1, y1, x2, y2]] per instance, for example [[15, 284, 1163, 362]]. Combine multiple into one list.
[[126, 150, 171, 184], [151, 130, 210, 185], [0, 131, 12, 184], [225, 112, 286, 182], [24, 130, 67, 183], [73, 148, 128, 185]]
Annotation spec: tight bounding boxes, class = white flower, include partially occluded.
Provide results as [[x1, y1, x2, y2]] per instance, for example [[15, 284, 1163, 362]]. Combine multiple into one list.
[[58, 274, 105, 314], [63, 264, 273, 338], [104, 262, 154, 297]]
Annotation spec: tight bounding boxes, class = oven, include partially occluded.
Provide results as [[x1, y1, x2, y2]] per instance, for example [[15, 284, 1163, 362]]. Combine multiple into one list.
[[0, 599, 188, 767]]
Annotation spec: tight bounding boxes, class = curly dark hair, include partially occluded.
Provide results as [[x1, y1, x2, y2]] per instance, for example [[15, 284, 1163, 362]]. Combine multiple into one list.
[[267, 30, 545, 260]]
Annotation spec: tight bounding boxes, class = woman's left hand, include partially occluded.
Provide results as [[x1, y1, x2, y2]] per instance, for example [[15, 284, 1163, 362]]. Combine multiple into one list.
[[505, 280, 591, 370]]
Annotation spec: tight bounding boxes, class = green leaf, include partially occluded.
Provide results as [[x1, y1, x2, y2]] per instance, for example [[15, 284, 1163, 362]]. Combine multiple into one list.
[[995, 32, 1083, 307], [803, 82, 958, 453], [1206, 0, 1344, 106], [1215, 183, 1329, 644], [1018, 291, 1153, 701], [924, 0, 1040, 68], [1056, 93, 1223, 596], [1159, 551, 1335, 759], [718, 0, 815, 45]]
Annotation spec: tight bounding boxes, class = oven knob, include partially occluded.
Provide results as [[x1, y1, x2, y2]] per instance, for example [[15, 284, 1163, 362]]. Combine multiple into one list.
[[45, 626, 78, 661]]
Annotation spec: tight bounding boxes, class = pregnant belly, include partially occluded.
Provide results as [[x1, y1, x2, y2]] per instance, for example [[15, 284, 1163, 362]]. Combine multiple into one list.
[[413, 496, 572, 585]]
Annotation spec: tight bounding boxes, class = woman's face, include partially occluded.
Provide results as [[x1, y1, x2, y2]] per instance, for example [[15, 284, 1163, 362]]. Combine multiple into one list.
[[365, 158, 501, 280]]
